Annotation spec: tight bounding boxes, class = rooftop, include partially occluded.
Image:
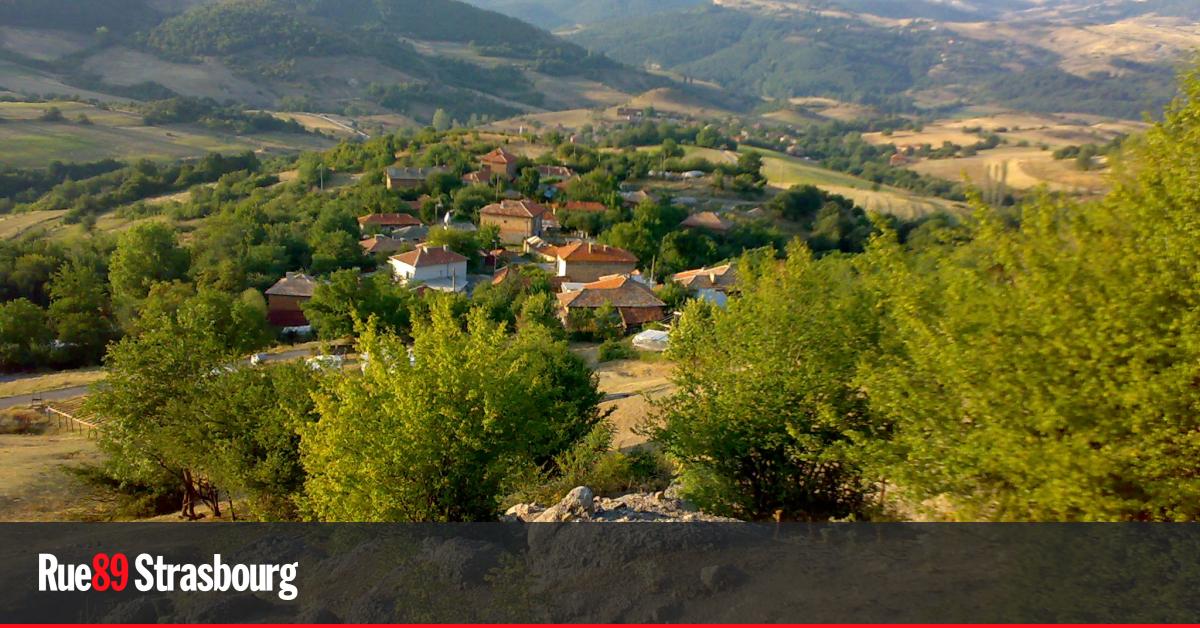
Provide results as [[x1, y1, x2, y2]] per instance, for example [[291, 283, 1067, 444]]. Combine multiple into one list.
[[358, 213, 423, 227], [265, 272, 317, 298], [673, 263, 737, 290], [680, 211, 734, 233], [390, 245, 468, 268], [386, 166, 447, 180], [482, 147, 519, 164], [481, 199, 548, 219], [558, 274, 666, 310], [556, 241, 639, 264]]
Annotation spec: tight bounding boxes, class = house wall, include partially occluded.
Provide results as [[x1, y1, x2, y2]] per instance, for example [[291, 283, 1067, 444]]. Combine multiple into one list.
[[482, 214, 539, 244], [390, 259, 468, 283], [484, 160, 518, 180], [558, 260, 638, 283], [267, 294, 310, 325], [385, 176, 423, 190]]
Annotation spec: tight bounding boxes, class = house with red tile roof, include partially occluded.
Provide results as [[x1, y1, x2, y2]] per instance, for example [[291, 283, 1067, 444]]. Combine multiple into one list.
[[561, 200, 608, 214], [553, 241, 639, 283], [672, 263, 737, 292], [481, 147, 520, 180], [388, 245, 469, 293], [557, 275, 667, 330], [480, 199, 548, 244], [537, 165, 576, 181], [359, 235, 410, 256]]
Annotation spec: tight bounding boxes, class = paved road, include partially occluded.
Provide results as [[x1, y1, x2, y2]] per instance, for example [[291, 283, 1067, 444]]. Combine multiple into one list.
[[0, 348, 315, 410]]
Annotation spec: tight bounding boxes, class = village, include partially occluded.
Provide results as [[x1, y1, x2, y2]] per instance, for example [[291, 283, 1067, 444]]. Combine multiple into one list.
[[266, 145, 738, 358]]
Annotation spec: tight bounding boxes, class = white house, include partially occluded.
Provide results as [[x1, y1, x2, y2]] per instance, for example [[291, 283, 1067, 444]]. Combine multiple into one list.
[[388, 245, 469, 293]]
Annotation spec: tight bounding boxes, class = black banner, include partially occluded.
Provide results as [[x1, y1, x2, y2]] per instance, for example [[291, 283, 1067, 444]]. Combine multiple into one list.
[[1, 523, 1197, 623]]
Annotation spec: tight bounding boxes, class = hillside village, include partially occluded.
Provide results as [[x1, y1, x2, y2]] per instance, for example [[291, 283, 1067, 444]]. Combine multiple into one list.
[[266, 144, 741, 341], [2, 0, 1200, 527]]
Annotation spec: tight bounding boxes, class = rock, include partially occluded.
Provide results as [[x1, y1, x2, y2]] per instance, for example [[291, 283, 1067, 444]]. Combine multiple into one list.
[[504, 503, 544, 522], [700, 564, 743, 592], [509, 486, 738, 523], [533, 486, 595, 522]]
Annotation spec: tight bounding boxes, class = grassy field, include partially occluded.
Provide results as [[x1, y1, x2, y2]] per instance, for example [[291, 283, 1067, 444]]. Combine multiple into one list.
[[0, 101, 334, 169], [858, 111, 1148, 195], [909, 147, 1110, 194], [682, 146, 967, 219]]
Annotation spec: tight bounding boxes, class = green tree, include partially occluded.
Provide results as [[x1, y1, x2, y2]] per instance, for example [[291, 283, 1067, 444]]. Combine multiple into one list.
[[300, 304, 607, 521], [516, 166, 540, 198], [860, 69, 1200, 520], [47, 260, 116, 366], [108, 222, 189, 321], [303, 270, 413, 340], [649, 242, 883, 520], [0, 298, 51, 370], [431, 108, 452, 132]]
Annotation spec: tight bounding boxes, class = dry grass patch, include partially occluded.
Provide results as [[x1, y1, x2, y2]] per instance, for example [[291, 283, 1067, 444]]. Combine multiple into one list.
[[0, 369, 107, 399]]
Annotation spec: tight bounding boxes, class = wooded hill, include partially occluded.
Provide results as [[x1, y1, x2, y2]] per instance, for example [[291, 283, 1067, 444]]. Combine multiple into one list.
[[0, 0, 674, 122], [566, 1, 1186, 118]]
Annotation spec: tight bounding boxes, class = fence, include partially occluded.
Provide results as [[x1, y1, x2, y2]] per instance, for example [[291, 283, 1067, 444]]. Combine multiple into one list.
[[37, 397, 103, 438]]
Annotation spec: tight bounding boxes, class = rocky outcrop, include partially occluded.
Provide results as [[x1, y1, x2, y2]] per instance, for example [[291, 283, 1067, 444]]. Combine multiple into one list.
[[504, 485, 738, 522]]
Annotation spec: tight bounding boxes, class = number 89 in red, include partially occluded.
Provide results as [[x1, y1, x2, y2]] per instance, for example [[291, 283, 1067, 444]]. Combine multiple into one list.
[[91, 553, 128, 592]]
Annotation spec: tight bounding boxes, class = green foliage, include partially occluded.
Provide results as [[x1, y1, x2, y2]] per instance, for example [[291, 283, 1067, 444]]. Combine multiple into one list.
[[300, 304, 607, 521], [650, 243, 883, 520], [47, 260, 118, 367], [571, 4, 1176, 118], [859, 67, 1200, 520], [90, 307, 318, 519], [0, 298, 52, 370], [302, 270, 414, 340], [504, 424, 672, 507], [597, 338, 636, 362], [108, 222, 190, 320], [140, 97, 305, 135]]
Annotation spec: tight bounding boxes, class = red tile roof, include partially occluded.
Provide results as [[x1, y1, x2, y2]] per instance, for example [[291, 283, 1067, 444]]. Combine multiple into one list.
[[557, 275, 665, 309], [359, 236, 408, 255], [389, 245, 467, 268], [358, 213, 423, 227], [563, 201, 607, 213], [482, 147, 519, 164], [556, 241, 639, 264], [480, 199, 548, 219], [672, 263, 737, 291], [462, 170, 489, 184]]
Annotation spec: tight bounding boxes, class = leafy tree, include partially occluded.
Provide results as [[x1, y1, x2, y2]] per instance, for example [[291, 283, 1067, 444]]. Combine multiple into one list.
[[859, 67, 1200, 520], [300, 304, 607, 521], [431, 108, 452, 132], [47, 260, 117, 366], [89, 305, 233, 517], [303, 270, 413, 340], [108, 222, 189, 321], [649, 242, 883, 520], [0, 298, 51, 370], [517, 166, 540, 198]]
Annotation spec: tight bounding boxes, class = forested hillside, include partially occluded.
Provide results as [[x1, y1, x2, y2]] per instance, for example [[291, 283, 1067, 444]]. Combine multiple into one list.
[[461, 0, 706, 29], [568, 3, 1182, 118], [0, 0, 669, 123]]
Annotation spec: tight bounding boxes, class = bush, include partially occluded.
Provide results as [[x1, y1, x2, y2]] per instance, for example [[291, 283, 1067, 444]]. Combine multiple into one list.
[[598, 338, 636, 362], [504, 423, 672, 507]]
